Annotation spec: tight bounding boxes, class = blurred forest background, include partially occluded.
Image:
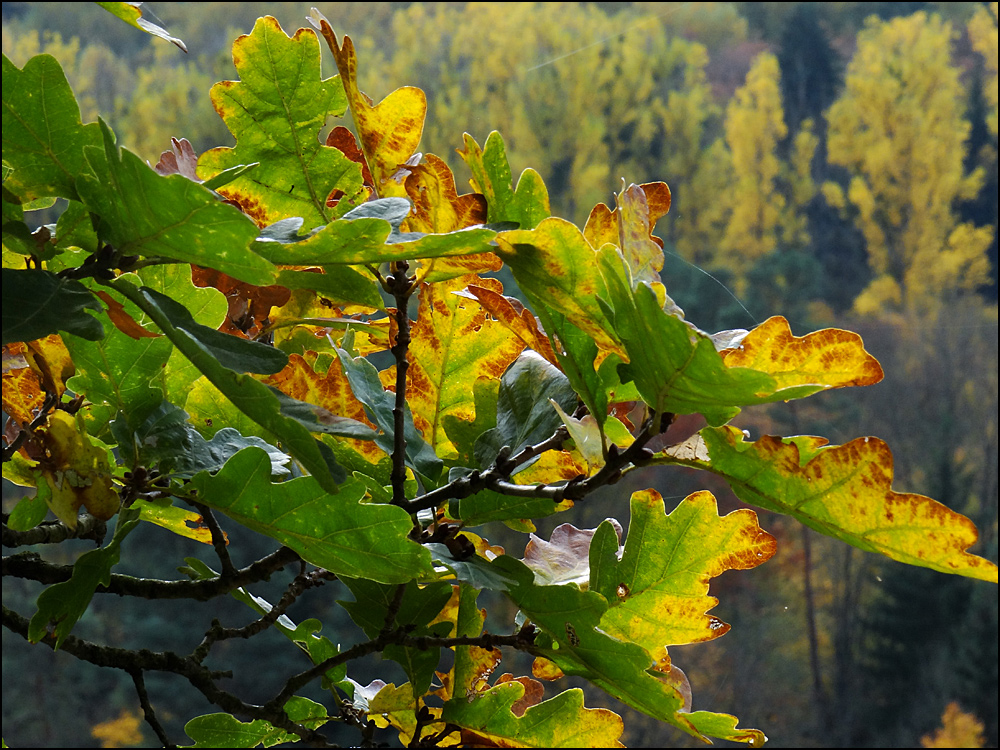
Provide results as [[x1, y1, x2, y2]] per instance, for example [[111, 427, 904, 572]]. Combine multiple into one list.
[[2, 2, 997, 747]]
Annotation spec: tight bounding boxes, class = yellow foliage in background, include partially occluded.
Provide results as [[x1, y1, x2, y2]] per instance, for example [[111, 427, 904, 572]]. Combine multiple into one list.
[[920, 702, 986, 748], [90, 707, 144, 749], [967, 2, 999, 138], [825, 12, 993, 315]]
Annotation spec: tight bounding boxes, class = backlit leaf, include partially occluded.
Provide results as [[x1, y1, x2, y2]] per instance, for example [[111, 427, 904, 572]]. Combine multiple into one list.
[[2, 54, 100, 202], [493, 555, 764, 745], [592, 490, 775, 650], [661, 426, 999, 582], [458, 132, 551, 229], [77, 122, 275, 286], [198, 16, 363, 228], [597, 246, 775, 425], [584, 182, 670, 287], [401, 276, 524, 459], [310, 13, 425, 196], [496, 219, 621, 355], [441, 582, 625, 748], [721, 315, 884, 392], [462, 284, 560, 367], [190, 447, 433, 583], [95, 2, 187, 52]]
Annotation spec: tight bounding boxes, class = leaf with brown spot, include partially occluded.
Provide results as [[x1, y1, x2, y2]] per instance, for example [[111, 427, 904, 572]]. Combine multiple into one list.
[[722, 315, 884, 394], [191, 266, 290, 339], [310, 12, 425, 197], [400, 276, 524, 459], [591, 490, 775, 651], [418, 252, 503, 284], [660, 426, 999, 582], [2, 342, 45, 425], [198, 17, 364, 228], [584, 182, 670, 287], [403, 154, 487, 233], [441, 583, 625, 748], [463, 285, 559, 367], [326, 126, 375, 191], [496, 219, 622, 356], [262, 353, 386, 465]]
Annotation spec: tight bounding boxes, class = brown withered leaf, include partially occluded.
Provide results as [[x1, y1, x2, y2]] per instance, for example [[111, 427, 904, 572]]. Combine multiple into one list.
[[495, 674, 545, 717], [521, 519, 623, 588], [95, 291, 162, 340], [153, 137, 200, 181], [191, 265, 290, 338]]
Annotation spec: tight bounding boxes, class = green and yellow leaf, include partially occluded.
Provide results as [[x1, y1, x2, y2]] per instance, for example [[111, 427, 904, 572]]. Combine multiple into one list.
[[660, 426, 999, 582]]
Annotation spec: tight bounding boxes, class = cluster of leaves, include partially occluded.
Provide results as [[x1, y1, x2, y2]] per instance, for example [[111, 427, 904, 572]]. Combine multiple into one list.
[[2, 8, 997, 748]]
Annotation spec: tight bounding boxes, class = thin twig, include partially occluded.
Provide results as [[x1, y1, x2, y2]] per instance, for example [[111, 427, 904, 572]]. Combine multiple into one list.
[[129, 668, 173, 748], [192, 503, 237, 580], [404, 415, 662, 514]]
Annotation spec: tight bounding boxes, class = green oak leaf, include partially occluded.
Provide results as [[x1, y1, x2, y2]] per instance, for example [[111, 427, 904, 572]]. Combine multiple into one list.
[[2, 269, 104, 345], [458, 131, 551, 229], [76, 121, 275, 286], [597, 246, 775, 425], [340, 578, 454, 695], [189, 447, 433, 583], [28, 507, 141, 648], [197, 16, 363, 228], [492, 555, 765, 745], [2, 54, 101, 202], [111, 278, 344, 492], [591, 489, 775, 652]]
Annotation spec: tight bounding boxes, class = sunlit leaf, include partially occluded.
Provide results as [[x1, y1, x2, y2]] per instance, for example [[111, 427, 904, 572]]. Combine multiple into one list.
[[2, 54, 101, 202], [310, 12, 425, 196], [440, 582, 625, 747], [496, 219, 621, 355], [198, 16, 363, 228], [133, 498, 215, 545], [492, 555, 765, 745], [77, 122, 275, 286], [458, 132, 551, 229], [721, 315, 884, 392], [584, 182, 670, 287], [522, 520, 622, 587], [400, 276, 524, 459], [592, 490, 775, 650], [95, 2, 187, 52], [660, 426, 999, 582], [32, 410, 119, 525], [462, 284, 559, 367], [190, 447, 433, 583], [597, 246, 775, 425]]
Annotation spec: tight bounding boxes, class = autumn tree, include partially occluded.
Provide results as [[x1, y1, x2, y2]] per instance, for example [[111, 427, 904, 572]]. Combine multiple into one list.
[[2, 7, 997, 749], [824, 11, 993, 315]]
